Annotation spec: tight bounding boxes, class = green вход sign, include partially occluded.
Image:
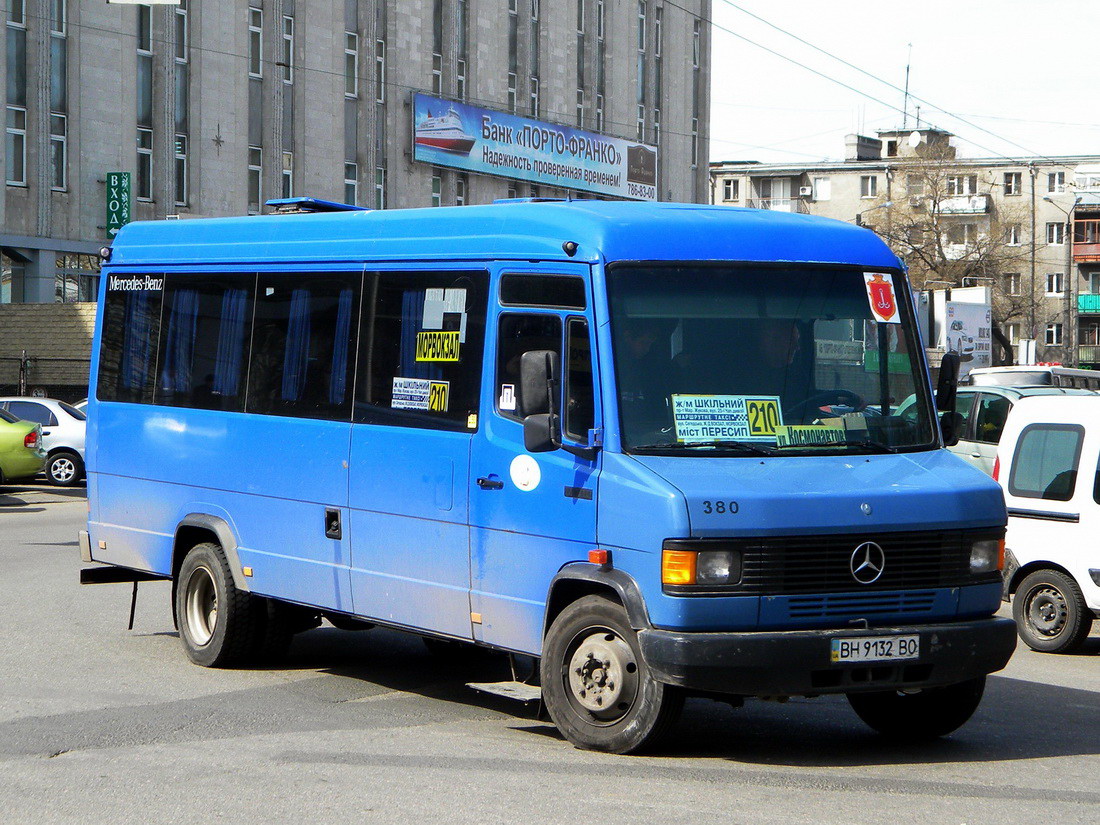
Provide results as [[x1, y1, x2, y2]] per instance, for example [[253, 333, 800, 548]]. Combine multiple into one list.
[[106, 172, 132, 238]]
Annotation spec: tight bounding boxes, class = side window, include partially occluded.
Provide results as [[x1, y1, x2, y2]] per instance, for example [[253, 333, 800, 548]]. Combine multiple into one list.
[[247, 273, 360, 420], [158, 274, 256, 412], [972, 394, 1011, 445], [496, 313, 562, 420], [7, 401, 56, 426], [355, 270, 487, 430], [96, 275, 164, 404], [1009, 424, 1084, 502], [955, 392, 977, 440], [564, 317, 595, 441]]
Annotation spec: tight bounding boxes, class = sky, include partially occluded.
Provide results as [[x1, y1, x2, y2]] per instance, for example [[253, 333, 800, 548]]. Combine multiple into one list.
[[708, 0, 1100, 165]]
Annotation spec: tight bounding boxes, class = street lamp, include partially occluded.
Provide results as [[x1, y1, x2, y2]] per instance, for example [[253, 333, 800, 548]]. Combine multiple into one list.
[[1042, 193, 1082, 365], [854, 201, 893, 227]]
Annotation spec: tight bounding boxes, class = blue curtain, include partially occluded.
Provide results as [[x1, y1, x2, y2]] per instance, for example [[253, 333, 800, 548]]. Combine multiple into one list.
[[329, 287, 353, 404], [399, 289, 442, 381], [160, 288, 199, 395], [120, 291, 152, 391], [213, 288, 248, 397], [281, 288, 311, 401]]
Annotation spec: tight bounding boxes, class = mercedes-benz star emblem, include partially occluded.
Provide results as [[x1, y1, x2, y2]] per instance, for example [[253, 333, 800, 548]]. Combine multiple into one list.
[[850, 542, 886, 584]]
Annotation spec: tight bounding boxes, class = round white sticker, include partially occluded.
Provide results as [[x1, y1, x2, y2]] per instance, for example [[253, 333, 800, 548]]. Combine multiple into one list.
[[509, 454, 541, 492]]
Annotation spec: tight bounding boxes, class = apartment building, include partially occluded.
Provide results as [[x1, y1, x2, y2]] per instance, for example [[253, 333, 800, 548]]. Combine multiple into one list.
[[1, 0, 711, 398], [710, 128, 1100, 367]]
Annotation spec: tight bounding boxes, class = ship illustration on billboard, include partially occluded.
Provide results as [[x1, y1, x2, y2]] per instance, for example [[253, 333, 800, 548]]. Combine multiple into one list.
[[415, 106, 476, 154]]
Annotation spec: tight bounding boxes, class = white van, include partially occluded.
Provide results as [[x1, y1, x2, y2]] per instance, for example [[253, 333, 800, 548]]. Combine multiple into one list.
[[997, 395, 1100, 652]]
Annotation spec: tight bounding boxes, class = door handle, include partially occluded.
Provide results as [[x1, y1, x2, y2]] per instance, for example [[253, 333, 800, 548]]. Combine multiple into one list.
[[41, 430, 51, 436], [476, 476, 504, 490], [324, 508, 342, 539], [971, 452, 981, 458]]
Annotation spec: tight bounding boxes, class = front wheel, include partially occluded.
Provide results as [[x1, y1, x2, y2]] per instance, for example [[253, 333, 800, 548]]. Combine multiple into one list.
[[45, 450, 83, 486], [846, 676, 986, 739], [542, 595, 682, 754], [1012, 569, 1093, 653]]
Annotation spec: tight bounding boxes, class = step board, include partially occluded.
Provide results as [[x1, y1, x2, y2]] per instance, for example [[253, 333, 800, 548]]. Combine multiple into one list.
[[466, 680, 542, 703]]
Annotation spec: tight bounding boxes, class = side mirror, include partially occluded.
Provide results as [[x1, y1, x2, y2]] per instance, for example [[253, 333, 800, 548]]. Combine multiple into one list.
[[940, 411, 964, 447], [520, 350, 561, 453], [936, 352, 960, 412]]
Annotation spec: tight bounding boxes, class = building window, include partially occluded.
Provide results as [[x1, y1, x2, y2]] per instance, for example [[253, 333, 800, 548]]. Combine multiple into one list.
[[345, 33, 359, 98], [431, 169, 442, 207], [248, 8, 262, 78], [375, 166, 386, 209], [1046, 323, 1063, 346], [860, 175, 878, 198], [136, 128, 152, 200], [344, 162, 358, 206], [597, 0, 605, 39], [375, 40, 385, 103], [1004, 171, 1021, 196], [636, 104, 645, 142], [282, 16, 294, 84], [576, 89, 584, 127], [432, 0, 443, 96], [1005, 323, 1019, 344], [637, 1, 646, 50], [1046, 272, 1064, 295], [456, 0, 468, 101], [282, 151, 293, 199], [813, 176, 831, 201], [906, 174, 924, 196], [175, 1, 189, 62], [1048, 172, 1066, 193], [6, 107, 26, 186], [947, 175, 978, 196], [174, 134, 187, 205], [595, 94, 604, 133], [1006, 273, 1021, 295], [691, 117, 698, 169], [722, 178, 739, 202], [248, 146, 262, 213], [1006, 224, 1021, 246], [1047, 222, 1065, 245], [530, 76, 540, 116], [947, 223, 977, 245], [507, 74, 517, 113], [456, 174, 467, 206]]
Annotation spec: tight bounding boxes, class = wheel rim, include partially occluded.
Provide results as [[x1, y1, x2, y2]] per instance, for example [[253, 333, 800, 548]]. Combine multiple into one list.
[[1025, 585, 1068, 638], [184, 565, 218, 647], [563, 627, 640, 725], [50, 457, 75, 482]]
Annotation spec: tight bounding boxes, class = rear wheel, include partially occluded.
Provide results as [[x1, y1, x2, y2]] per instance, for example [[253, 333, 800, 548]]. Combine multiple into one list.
[[45, 450, 83, 486], [1012, 569, 1093, 653], [542, 594, 682, 754], [847, 676, 986, 739], [175, 542, 256, 667]]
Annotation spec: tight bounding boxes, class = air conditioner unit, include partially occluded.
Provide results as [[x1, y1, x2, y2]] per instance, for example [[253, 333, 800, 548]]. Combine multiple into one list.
[[799, 186, 814, 198]]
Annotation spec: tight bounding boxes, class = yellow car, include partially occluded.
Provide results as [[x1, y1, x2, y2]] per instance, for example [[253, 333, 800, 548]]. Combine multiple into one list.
[[0, 408, 46, 484]]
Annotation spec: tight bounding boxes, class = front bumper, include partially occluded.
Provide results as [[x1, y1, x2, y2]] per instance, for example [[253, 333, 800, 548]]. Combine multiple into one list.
[[638, 616, 1017, 696]]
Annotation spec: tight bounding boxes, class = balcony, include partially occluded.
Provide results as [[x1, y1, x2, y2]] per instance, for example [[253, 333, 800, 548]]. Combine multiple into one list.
[[1078, 294, 1100, 314], [1073, 216, 1100, 262], [746, 198, 809, 213], [1077, 344, 1100, 365], [935, 194, 991, 215]]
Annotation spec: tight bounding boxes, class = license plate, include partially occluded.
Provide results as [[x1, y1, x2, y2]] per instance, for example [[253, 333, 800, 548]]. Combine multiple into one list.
[[830, 634, 919, 663]]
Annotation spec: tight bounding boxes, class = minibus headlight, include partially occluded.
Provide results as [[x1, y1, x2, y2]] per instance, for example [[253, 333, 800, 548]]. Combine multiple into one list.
[[696, 550, 742, 586], [970, 539, 1004, 575], [662, 543, 742, 588]]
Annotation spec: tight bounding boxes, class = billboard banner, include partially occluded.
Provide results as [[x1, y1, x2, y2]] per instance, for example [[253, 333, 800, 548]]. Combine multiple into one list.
[[412, 93, 658, 201], [944, 301, 993, 379]]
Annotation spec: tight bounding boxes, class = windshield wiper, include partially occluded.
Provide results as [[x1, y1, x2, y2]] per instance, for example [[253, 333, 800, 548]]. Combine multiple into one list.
[[632, 440, 777, 455], [841, 439, 898, 454]]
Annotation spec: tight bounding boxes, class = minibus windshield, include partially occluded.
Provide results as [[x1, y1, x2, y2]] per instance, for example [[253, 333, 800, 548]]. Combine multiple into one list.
[[607, 263, 938, 455]]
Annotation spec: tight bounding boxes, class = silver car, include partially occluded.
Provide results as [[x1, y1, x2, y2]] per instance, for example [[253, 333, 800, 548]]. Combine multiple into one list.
[[895, 385, 1096, 475], [0, 397, 87, 486]]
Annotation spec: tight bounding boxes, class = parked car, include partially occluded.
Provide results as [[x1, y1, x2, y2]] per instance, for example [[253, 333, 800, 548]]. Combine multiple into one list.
[[0, 408, 46, 485], [895, 385, 1096, 475], [995, 395, 1100, 653], [0, 397, 87, 486]]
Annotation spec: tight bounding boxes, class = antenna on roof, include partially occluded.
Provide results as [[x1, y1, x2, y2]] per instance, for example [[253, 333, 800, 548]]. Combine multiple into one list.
[[902, 43, 912, 129]]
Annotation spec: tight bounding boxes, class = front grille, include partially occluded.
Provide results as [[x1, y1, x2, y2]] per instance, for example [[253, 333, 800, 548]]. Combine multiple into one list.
[[786, 590, 937, 619], [701, 529, 992, 595]]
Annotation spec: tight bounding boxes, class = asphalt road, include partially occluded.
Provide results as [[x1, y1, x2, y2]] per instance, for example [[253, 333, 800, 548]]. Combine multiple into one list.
[[1, 494, 1098, 825]]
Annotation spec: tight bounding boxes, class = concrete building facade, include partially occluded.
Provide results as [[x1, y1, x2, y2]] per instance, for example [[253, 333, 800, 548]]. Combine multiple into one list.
[[710, 129, 1100, 368], [1, 0, 710, 398]]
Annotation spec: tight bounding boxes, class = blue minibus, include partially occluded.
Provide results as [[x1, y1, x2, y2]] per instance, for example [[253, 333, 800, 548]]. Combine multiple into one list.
[[81, 198, 1016, 753]]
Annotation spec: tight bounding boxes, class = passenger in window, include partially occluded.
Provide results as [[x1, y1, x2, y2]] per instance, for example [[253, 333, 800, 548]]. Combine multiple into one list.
[[617, 317, 679, 433]]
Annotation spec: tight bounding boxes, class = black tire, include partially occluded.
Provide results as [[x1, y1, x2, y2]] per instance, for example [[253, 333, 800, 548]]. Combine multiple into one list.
[[45, 450, 83, 487], [542, 594, 683, 754], [1012, 569, 1093, 653], [847, 676, 986, 739], [174, 542, 257, 667]]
